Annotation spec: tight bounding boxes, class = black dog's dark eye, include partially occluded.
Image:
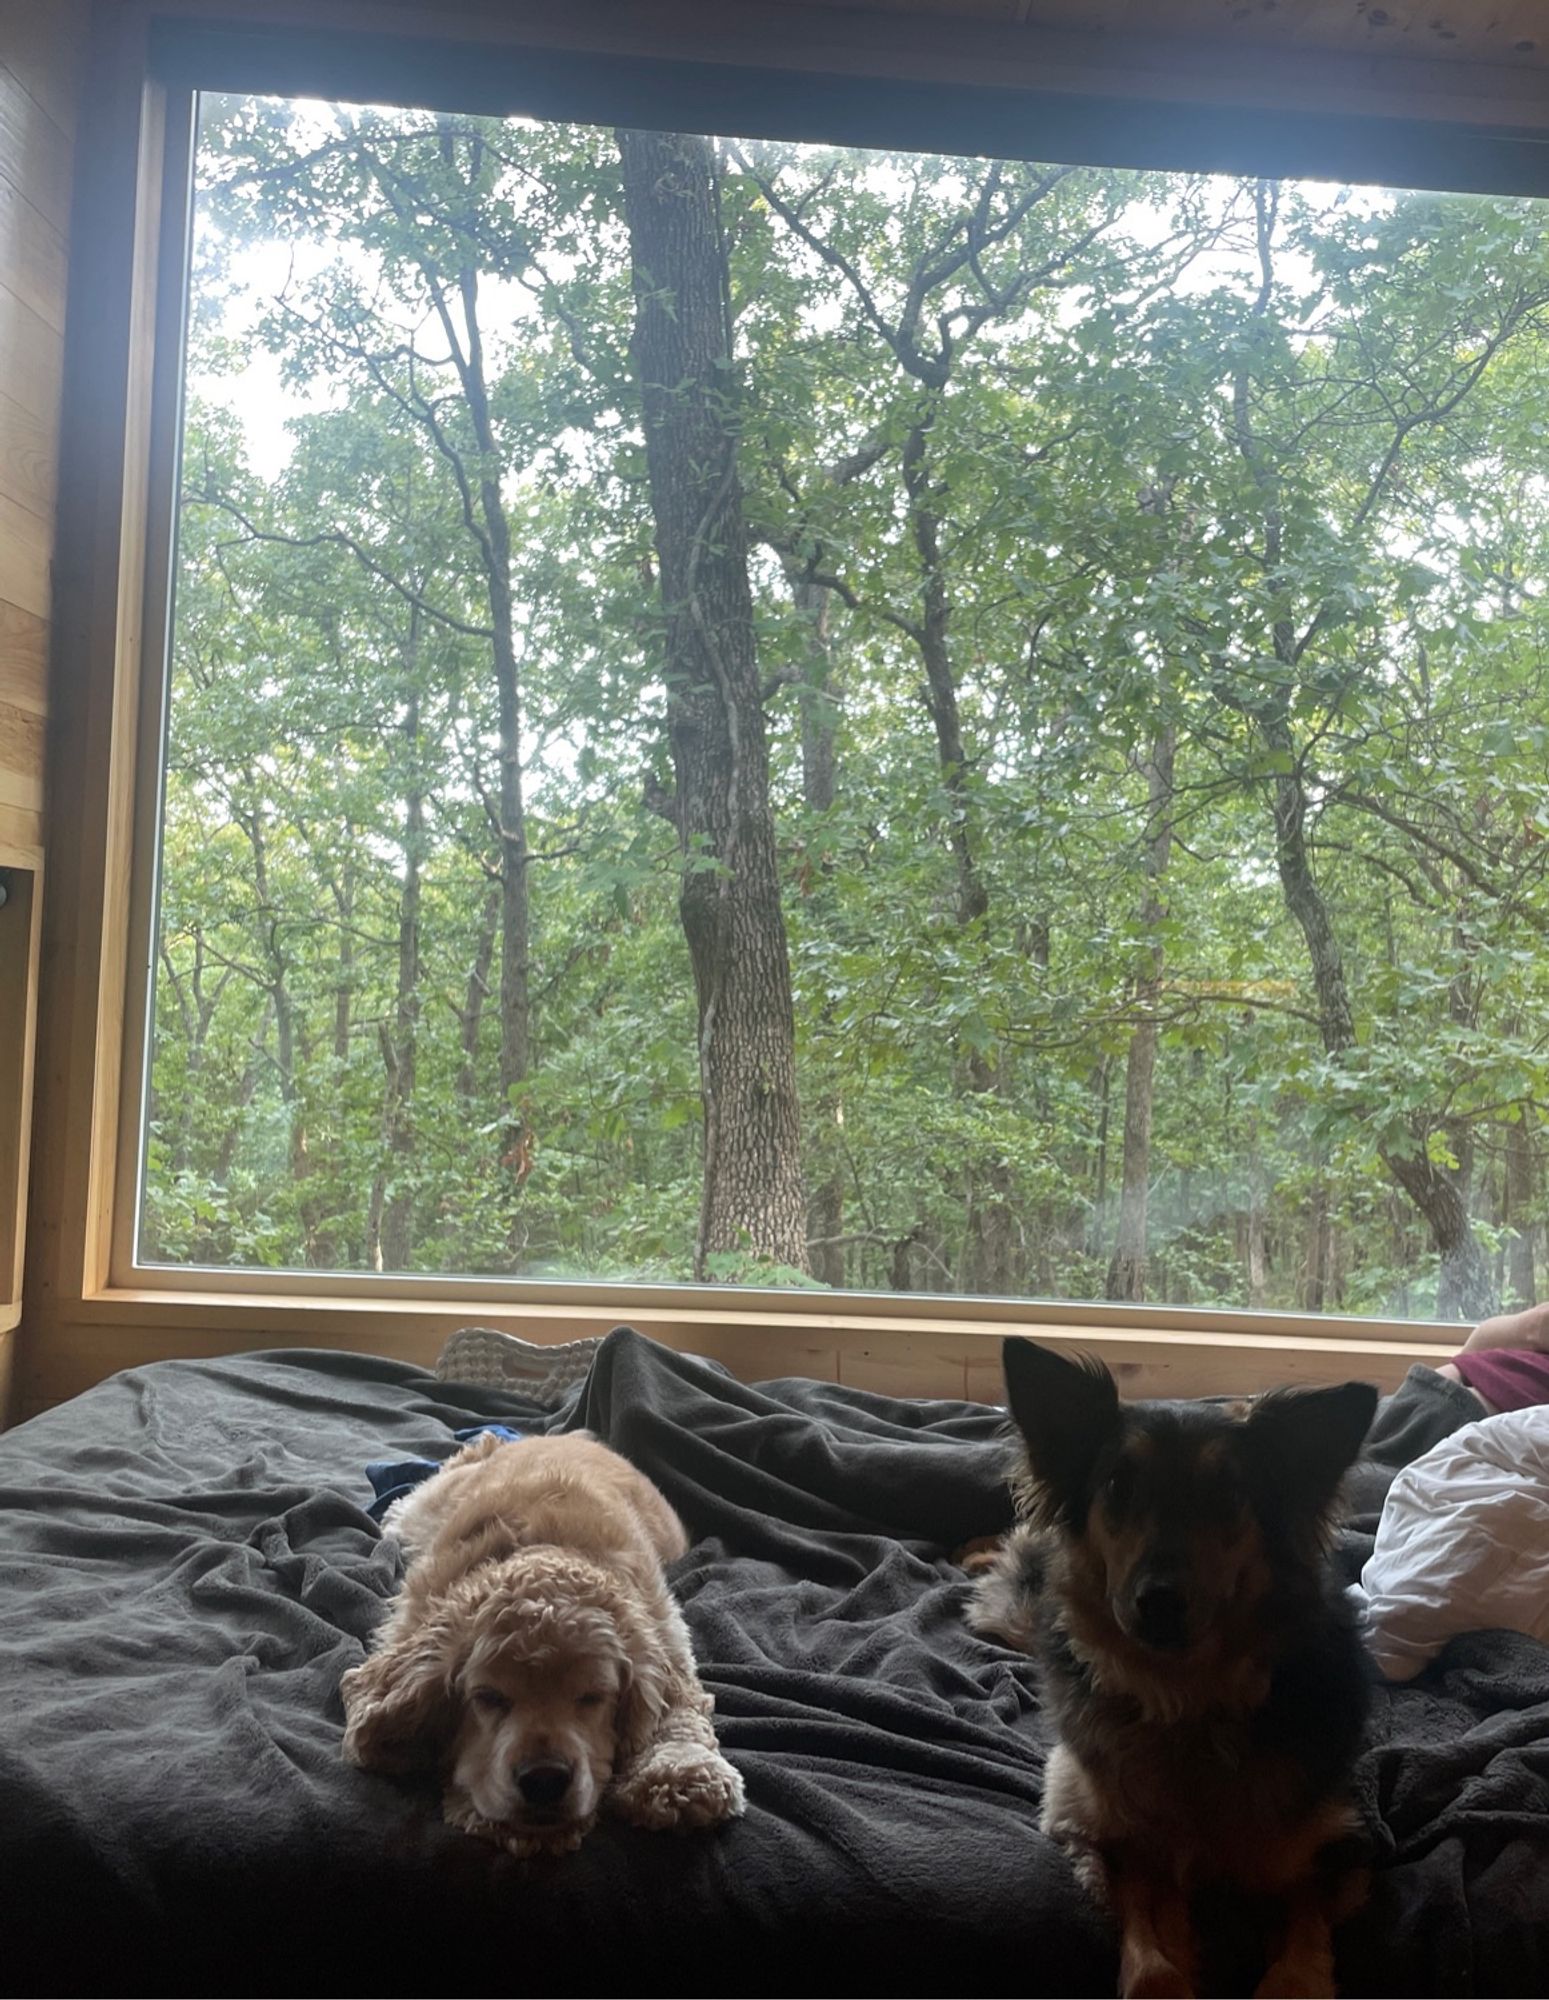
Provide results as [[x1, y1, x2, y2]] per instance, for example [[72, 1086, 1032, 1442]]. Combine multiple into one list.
[[576, 1692, 607, 1711], [1103, 1462, 1134, 1511], [471, 1687, 510, 1714]]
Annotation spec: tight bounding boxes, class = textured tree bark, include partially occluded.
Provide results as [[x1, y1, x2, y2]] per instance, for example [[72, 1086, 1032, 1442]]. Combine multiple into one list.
[[902, 420, 989, 931], [788, 568, 847, 1288], [158, 936, 226, 1188], [374, 127, 533, 1203], [242, 799, 317, 1253], [1269, 729, 1496, 1320], [792, 572, 838, 820], [1245, 1116, 1269, 1309], [332, 849, 355, 1067], [455, 885, 499, 1103], [900, 413, 1013, 1294], [443, 256, 532, 1264], [371, 676, 424, 1273], [443, 257, 531, 1128], [1106, 727, 1176, 1302], [1303, 1173, 1333, 1313], [1245, 1197, 1269, 1309], [1384, 1148, 1494, 1319], [619, 127, 809, 1278], [1506, 1103, 1537, 1307], [309, 844, 355, 1271], [1090, 1054, 1112, 1260]]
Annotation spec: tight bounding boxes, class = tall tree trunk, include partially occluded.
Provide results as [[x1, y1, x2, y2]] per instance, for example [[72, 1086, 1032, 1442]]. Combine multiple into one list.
[[370, 669, 425, 1272], [405, 126, 532, 1110], [1231, 183, 1494, 1321], [214, 1044, 261, 1190], [1091, 1054, 1112, 1261], [1106, 726, 1176, 1302], [1244, 1110, 1269, 1309], [1303, 1170, 1334, 1312], [452, 255, 530, 1253], [787, 567, 847, 1288], [900, 411, 1011, 1294], [792, 571, 838, 819], [242, 798, 314, 1251], [1269, 731, 1495, 1319], [158, 935, 226, 1182], [1245, 1192, 1269, 1309], [456, 885, 499, 1102], [618, 126, 808, 1279], [305, 839, 356, 1269], [903, 417, 988, 929], [1505, 1071, 1537, 1307], [381, 124, 534, 1262], [332, 842, 355, 1065]]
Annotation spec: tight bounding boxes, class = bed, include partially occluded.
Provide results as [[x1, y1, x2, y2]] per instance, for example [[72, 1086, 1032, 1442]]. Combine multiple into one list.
[[1, 1327, 1546, 1996]]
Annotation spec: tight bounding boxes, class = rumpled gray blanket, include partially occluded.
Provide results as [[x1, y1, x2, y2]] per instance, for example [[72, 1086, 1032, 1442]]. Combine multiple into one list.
[[0, 1328, 1544, 1996]]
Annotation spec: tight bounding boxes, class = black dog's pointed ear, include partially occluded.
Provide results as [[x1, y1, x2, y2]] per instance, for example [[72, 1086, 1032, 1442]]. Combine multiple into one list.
[[1246, 1380, 1378, 1524], [1002, 1338, 1121, 1529]]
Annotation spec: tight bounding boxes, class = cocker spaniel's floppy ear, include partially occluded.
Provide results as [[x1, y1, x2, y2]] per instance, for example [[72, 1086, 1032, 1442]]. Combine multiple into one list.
[[612, 1599, 674, 1767], [340, 1611, 463, 1777]]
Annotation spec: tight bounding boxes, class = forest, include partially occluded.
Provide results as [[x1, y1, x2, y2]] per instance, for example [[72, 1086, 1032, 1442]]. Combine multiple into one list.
[[143, 92, 1549, 1320]]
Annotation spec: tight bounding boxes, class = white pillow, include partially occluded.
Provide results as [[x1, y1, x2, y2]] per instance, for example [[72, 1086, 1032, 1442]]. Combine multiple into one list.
[[1355, 1404, 1549, 1681]]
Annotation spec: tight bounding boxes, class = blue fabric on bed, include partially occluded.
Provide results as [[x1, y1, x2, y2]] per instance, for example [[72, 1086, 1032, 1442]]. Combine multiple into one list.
[[364, 1421, 527, 1520]]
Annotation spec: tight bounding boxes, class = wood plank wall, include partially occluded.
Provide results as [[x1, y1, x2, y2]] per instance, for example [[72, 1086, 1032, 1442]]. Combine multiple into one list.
[[0, 0, 84, 1420]]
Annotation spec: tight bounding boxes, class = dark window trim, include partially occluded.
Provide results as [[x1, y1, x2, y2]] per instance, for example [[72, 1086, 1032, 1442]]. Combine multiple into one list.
[[149, 16, 1549, 198]]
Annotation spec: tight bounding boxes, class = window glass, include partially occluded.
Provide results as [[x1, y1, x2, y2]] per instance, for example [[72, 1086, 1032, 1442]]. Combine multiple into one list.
[[141, 90, 1549, 1319]]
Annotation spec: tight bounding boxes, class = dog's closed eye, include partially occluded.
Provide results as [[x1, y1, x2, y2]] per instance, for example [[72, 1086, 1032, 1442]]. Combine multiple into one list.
[[577, 1691, 608, 1710], [471, 1687, 511, 1714]]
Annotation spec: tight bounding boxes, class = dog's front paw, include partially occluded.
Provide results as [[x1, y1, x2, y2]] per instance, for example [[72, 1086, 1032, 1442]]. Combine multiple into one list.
[[1123, 1959, 1196, 2000], [610, 1747, 746, 1832]]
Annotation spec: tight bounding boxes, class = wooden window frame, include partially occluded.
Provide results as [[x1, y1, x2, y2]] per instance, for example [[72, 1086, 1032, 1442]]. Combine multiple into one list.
[[26, 0, 1549, 1416]]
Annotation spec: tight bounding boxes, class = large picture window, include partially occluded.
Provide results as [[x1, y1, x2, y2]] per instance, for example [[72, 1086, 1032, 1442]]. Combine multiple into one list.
[[138, 86, 1549, 1322]]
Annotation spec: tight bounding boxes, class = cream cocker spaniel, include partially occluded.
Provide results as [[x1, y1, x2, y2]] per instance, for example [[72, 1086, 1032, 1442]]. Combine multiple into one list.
[[341, 1430, 745, 1855]]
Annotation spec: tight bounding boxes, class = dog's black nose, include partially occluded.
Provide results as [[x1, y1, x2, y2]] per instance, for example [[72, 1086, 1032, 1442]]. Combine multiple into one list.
[[1132, 1578, 1190, 1650], [516, 1761, 573, 1809]]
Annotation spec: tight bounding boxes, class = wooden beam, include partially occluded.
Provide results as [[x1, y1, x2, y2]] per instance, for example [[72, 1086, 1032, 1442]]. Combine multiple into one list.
[[15, 1281, 1458, 1418]]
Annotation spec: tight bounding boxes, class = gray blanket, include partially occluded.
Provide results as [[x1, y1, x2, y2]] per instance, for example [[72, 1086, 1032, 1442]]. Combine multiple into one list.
[[0, 1329, 1544, 1995]]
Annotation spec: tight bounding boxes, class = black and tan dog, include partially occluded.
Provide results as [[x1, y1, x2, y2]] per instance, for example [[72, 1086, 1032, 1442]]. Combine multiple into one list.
[[970, 1339, 1377, 2000]]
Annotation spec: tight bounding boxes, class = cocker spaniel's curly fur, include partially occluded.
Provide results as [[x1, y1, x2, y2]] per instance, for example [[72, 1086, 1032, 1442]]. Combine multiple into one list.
[[340, 1430, 745, 1856]]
